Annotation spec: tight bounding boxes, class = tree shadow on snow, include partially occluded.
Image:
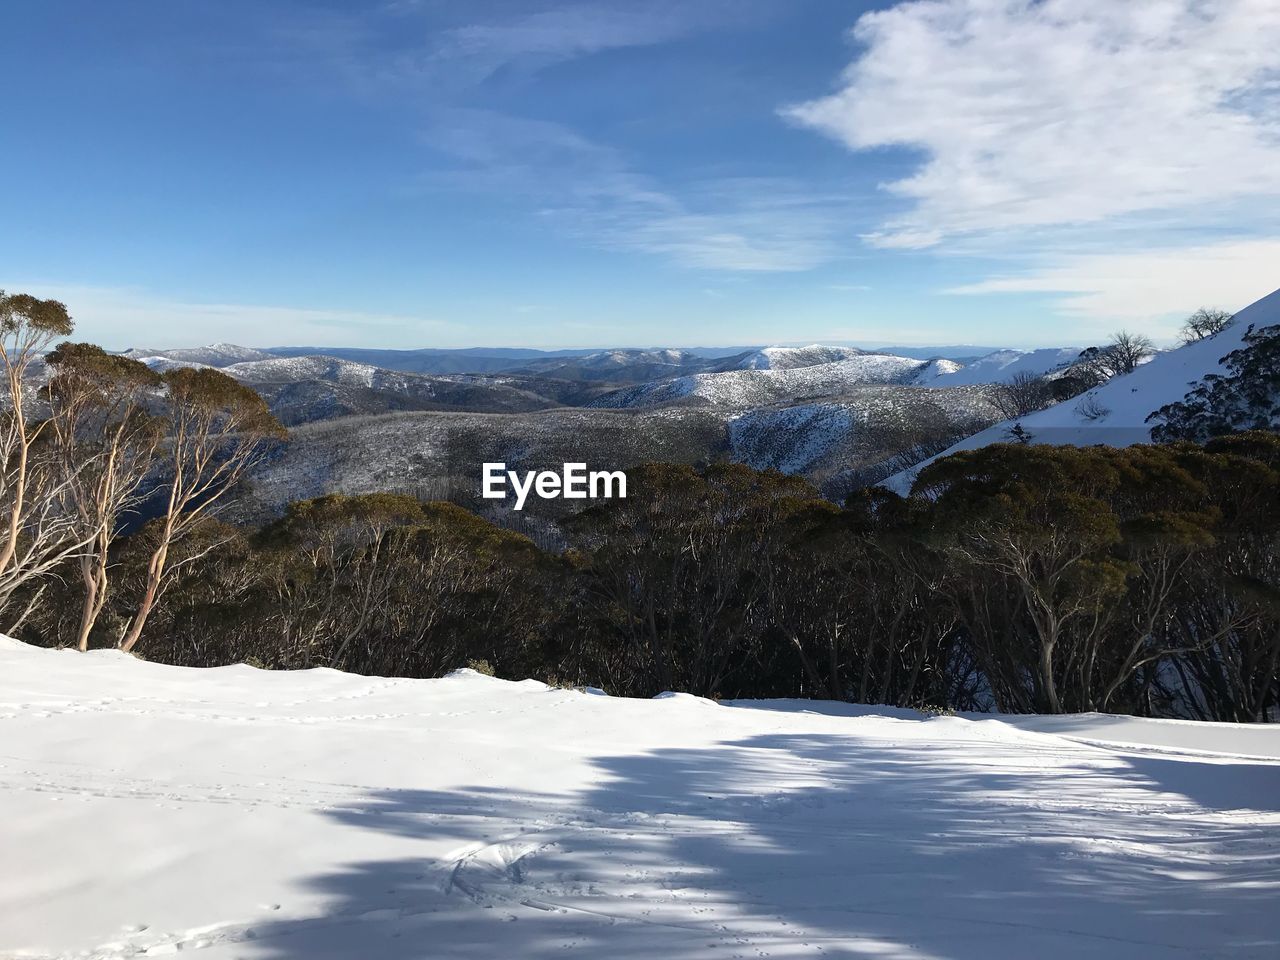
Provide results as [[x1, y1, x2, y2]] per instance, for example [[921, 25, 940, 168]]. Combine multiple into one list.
[[238, 729, 1280, 960]]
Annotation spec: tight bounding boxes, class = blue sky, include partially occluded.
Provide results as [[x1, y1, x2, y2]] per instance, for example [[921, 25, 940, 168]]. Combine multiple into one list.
[[3, 0, 1278, 350]]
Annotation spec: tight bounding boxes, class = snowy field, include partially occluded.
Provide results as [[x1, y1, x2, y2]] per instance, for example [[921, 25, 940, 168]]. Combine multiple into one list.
[[3, 637, 1278, 960]]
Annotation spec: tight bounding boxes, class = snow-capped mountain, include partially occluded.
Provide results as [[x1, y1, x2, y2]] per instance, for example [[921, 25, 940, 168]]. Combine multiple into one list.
[[510, 348, 725, 383], [930, 347, 1083, 386], [728, 345, 870, 370], [591, 354, 956, 409], [122, 343, 275, 367], [223, 355, 397, 388], [883, 287, 1280, 492], [224, 357, 584, 425], [913, 357, 966, 380], [127, 356, 216, 373]]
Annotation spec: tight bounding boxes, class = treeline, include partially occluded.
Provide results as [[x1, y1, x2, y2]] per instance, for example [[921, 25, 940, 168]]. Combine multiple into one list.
[[16, 440, 1279, 723]]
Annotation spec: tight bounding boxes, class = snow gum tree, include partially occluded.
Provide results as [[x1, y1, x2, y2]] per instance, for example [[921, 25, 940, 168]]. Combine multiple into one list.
[[570, 463, 814, 698], [44, 344, 164, 650], [0, 292, 89, 622], [918, 445, 1132, 714], [1149, 324, 1280, 442], [119, 367, 284, 652]]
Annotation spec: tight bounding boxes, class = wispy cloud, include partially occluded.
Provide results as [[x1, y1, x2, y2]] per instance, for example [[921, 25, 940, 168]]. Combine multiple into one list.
[[426, 2, 725, 84], [283, 1, 750, 95], [273, 2, 833, 273], [424, 110, 850, 272], [3, 283, 448, 350], [784, 0, 1280, 249], [947, 237, 1280, 336]]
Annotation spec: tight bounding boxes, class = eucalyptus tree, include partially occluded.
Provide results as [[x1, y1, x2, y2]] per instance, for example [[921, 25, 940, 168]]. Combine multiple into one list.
[[44, 343, 164, 649], [120, 367, 284, 652], [0, 291, 85, 622]]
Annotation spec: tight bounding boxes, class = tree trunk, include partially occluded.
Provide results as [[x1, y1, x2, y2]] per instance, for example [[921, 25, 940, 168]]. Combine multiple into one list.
[[74, 554, 105, 652], [1039, 640, 1061, 714], [120, 539, 169, 653]]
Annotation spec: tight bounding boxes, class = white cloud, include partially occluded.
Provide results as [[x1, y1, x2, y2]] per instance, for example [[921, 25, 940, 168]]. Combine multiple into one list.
[[947, 237, 1280, 335], [785, 0, 1280, 247], [2, 283, 447, 350]]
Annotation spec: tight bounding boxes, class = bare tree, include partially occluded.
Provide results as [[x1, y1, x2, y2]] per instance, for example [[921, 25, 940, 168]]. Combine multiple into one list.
[[1105, 331, 1155, 375], [119, 368, 284, 652], [45, 344, 164, 650], [1075, 330, 1155, 384], [1179, 307, 1233, 344], [991, 371, 1054, 419]]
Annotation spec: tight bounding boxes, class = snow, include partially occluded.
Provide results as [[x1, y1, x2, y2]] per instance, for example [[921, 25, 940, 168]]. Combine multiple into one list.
[[593, 355, 948, 409], [929, 348, 1083, 386], [131, 356, 217, 373], [912, 357, 964, 380], [123, 344, 276, 368], [732, 345, 869, 370], [884, 286, 1280, 492], [727, 387, 998, 476], [4, 636, 1278, 960], [224, 356, 386, 388]]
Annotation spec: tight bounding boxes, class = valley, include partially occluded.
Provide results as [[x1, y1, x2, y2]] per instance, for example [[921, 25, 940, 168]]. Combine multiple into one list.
[[116, 341, 1076, 516]]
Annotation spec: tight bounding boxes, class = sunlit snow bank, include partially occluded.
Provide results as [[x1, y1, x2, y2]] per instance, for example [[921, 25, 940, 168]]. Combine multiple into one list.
[[3, 636, 1278, 959]]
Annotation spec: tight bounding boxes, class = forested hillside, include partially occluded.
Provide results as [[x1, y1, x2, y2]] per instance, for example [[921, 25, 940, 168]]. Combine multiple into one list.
[[3, 289, 1278, 722]]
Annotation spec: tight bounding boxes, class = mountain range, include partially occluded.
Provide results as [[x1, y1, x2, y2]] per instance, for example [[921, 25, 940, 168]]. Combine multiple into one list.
[[109, 301, 1280, 523]]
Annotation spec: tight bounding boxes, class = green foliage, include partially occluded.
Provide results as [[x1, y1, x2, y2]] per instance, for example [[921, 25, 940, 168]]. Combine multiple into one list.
[[0, 290, 73, 338], [163, 366, 286, 438], [1149, 324, 1280, 442], [15, 433, 1278, 723], [46, 341, 162, 391]]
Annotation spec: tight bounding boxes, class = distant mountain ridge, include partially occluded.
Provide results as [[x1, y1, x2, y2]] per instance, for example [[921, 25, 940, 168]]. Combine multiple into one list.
[[589, 354, 965, 409], [122, 343, 275, 367], [116, 339, 1085, 430], [729, 345, 871, 370]]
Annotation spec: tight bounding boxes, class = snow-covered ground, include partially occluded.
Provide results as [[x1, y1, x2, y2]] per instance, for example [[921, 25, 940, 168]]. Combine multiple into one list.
[[929, 347, 1083, 387], [4, 637, 1277, 960], [731, 345, 871, 370], [727, 387, 998, 476], [591, 355, 955, 409], [123, 344, 275, 368]]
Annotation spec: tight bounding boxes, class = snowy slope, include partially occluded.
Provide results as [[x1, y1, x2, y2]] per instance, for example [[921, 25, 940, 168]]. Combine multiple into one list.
[[511, 349, 716, 382], [224, 355, 391, 388], [930, 347, 1083, 386], [730, 345, 869, 370], [123, 343, 275, 367], [913, 357, 965, 380], [728, 386, 998, 475], [592, 354, 943, 409], [4, 636, 1278, 960], [129, 356, 216, 373], [884, 287, 1280, 492]]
